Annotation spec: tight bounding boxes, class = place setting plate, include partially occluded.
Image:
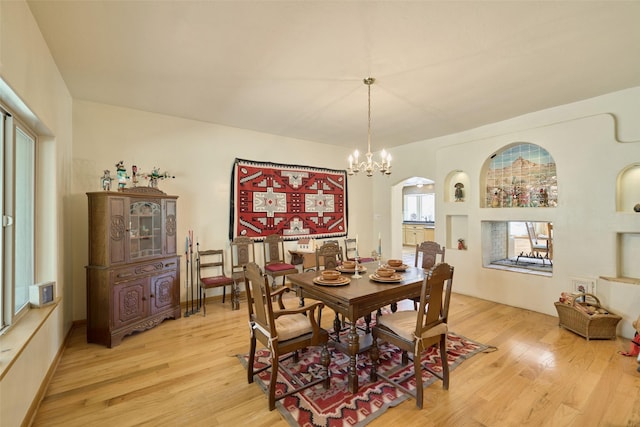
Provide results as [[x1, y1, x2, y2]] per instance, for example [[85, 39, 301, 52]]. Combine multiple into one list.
[[383, 263, 409, 272], [369, 273, 404, 283], [336, 265, 367, 274], [312, 275, 351, 286]]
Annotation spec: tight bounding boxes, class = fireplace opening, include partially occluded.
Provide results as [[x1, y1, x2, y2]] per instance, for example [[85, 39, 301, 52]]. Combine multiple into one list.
[[482, 221, 553, 276]]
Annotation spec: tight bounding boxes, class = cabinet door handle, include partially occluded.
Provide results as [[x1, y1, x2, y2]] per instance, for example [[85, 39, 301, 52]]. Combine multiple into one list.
[[164, 262, 175, 267], [142, 296, 147, 301], [149, 294, 155, 298], [117, 273, 133, 278]]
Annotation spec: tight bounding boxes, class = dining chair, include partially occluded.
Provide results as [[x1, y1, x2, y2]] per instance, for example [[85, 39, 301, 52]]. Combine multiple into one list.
[[523, 222, 552, 265], [414, 240, 445, 270], [412, 241, 446, 309], [314, 241, 347, 338], [197, 248, 235, 316], [344, 238, 375, 263], [229, 236, 256, 309], [314, 241, 342, 271], [370, 262, 454, 409], [244, 262, 331, 411], [262, 234, 298, 289]]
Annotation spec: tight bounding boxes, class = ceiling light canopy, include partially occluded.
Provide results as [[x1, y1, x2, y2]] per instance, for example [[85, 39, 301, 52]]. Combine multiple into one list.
[[347, 77, 391, 176]]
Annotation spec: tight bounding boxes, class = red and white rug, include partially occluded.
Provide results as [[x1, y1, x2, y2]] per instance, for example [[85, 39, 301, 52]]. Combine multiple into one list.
[[238, 331, 492, 426]]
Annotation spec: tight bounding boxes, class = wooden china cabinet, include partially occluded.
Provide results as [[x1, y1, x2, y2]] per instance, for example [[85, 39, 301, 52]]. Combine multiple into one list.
[[86, 187, 180, 347]]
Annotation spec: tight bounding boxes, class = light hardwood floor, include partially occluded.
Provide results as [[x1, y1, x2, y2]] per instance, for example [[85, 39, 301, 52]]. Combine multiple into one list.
[[32, 292, 640, 427]]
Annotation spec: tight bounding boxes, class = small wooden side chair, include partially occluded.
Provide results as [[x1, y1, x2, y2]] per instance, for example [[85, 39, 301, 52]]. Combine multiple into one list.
[[370, 263, 454, 409], [262, 234, 298, 290], [197, 248, 235, 316], [230, 236, 256, 310], [344, 237, 375, 263], [244, 262, 330, 411]]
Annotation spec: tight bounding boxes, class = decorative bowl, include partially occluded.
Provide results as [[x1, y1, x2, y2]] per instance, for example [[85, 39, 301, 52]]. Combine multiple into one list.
[[376, 268, 395, 278], [321, 270, 341, 281], [342, 260, 356, 269], [387, 259, 403, 267]]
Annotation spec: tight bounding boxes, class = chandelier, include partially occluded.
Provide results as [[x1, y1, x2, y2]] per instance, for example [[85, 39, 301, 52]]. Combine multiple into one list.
[[347, 77, 391, 176]]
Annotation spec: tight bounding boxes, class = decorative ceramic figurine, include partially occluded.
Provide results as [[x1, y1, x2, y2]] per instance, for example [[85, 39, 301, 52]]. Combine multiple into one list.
[[131, 164, 139, 187], [101, 170, 113, 191], [454, 182, 464, 202], [115, 161, 128, 189], [634, 203, 640, 213]]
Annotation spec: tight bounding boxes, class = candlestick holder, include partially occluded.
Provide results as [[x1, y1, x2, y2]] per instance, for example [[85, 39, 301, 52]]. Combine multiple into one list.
[[352, 256, 362, 279]]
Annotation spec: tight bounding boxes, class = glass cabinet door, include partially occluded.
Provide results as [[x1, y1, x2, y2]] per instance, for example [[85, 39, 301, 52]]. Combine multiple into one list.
[[129, 200, 162, 259]]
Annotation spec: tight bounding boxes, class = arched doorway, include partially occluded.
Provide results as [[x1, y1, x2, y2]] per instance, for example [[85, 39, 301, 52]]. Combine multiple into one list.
[[390, 176, 435, 264]]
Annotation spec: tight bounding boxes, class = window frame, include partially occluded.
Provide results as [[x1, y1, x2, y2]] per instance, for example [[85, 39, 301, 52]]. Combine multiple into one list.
[[1, 105, 37, 332]]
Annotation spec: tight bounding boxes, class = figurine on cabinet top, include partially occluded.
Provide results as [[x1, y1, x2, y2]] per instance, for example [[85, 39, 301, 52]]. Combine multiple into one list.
[[101, 170, 113, 191], [115, 161, 129, 190]]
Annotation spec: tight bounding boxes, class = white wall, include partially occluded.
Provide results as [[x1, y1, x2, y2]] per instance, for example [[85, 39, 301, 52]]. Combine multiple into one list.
[[0, 1, 73, 426], [72, 100, 374, 317], [382, 87, 640, 339]]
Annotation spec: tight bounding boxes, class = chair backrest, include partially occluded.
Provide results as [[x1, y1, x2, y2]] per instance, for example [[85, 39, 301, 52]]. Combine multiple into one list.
[[263, 234, 287, 265], [415, 263, 454, 335], [231, 236, 255, 273], [415, 241, 445, 269], [324, 239, 343, 261], [526, 222, 548, 252], [197, 248, 227, 281], [244, 262, 276, 339], [344, 238, 358, 260], [315, 242, 341, 270]]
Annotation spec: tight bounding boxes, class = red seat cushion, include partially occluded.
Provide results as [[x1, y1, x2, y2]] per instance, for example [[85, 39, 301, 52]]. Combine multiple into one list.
[[201, 275, 234, 288], [265, 263, 296, 272]]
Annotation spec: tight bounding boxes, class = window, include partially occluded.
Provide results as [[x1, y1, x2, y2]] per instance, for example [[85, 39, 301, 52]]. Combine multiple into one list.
[[1, 108, 36, 331], [403, 193, 435, 222]]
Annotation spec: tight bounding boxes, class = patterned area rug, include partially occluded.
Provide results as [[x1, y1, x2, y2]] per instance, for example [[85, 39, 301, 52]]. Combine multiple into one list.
[[237, 330, 491, 426]]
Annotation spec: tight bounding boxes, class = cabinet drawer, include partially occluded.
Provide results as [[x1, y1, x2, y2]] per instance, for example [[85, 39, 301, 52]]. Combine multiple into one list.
[[112, 257, 178, 282]]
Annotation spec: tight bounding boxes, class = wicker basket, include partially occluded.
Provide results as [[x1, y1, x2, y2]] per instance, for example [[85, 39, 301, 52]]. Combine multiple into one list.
[[554, 293, 621, 340]]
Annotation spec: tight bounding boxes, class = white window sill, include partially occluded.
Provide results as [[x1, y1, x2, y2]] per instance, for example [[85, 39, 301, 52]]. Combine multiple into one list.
[[0, 298, 60, 380]]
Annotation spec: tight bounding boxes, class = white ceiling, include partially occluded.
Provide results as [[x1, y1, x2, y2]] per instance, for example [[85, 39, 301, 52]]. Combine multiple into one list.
[[26, 1, 640, 149]]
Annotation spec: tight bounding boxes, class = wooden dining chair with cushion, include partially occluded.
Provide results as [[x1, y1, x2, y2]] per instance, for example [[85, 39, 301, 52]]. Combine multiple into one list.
[[414, 240, 445, 270], [344, 238, 375, 263], [244, 262, 331, 411], [370, 263, 454, 409], [314, 241, 348, 337], [229, 236, 255, 310], [412, 241, 446, 309], [262, 234, 298, 290], [315, 241, 342, 271], [197, 248, 235, 316]]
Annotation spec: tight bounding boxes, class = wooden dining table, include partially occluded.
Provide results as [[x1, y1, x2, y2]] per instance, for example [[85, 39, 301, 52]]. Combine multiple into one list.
[[287, 261, 426, 393]]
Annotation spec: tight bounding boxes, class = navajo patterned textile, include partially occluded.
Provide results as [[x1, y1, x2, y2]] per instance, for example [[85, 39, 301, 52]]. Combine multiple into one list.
[[230, 158, 348, 241]]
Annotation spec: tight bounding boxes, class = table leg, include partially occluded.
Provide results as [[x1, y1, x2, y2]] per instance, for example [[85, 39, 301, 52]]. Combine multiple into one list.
[[347, 322, 359, 393]]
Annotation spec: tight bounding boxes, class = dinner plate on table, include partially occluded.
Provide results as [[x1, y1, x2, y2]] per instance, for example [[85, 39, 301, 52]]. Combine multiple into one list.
[[369, 273, 404, 283], [383, 263, 409, 272], [336, 265, 367, 274], [312, 276, 351, 286]]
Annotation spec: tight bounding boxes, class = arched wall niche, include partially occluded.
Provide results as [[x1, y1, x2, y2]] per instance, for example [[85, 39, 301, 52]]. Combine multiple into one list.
[[480, 142, 558, 208], [616, 163, 640, 212], [444, 170, 469, 203]]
